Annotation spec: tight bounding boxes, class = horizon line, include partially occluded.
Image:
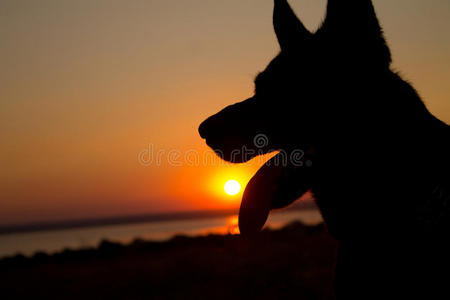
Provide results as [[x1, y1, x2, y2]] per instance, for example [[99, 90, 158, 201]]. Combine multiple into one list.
[[0, 201, 316, 236]]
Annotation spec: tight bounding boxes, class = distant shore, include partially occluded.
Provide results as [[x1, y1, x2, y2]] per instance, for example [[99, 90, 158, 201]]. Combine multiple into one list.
[[0, 201, 317, 235], [0, 221, 337, 300]]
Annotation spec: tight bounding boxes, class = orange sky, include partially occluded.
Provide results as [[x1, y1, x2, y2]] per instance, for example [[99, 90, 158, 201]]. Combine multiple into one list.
[[1, 0, 449, 225]]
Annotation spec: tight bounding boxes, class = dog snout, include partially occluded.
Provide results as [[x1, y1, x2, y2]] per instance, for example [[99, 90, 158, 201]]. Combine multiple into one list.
[[199, 97, 256, 140], [198, 111, 227, 139], [198, 120, 209, 139], [199, 116, 217, 139]]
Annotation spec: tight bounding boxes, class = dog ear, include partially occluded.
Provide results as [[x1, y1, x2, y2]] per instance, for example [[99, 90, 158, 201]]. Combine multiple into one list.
[[319, 0, 391, 67], [274, 0, 311, 51]]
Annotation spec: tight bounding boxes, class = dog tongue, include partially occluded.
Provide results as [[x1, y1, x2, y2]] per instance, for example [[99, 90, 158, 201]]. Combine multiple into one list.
[[238, 152, 313, 236]]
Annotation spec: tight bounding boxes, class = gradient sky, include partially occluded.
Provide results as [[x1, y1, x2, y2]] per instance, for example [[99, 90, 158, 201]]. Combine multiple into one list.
[[1, 0, 449, 225]]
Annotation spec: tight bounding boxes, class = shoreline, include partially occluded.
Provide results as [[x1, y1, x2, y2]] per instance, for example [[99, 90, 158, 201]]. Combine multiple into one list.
[[0, 221, 337, 299], [0, 201, 318, 236]]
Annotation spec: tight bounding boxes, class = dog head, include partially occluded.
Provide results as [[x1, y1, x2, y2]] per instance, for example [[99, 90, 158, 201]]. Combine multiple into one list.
[[199, 0, 392, 163]]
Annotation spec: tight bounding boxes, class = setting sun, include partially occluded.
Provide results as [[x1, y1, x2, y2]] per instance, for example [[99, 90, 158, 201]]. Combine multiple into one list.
[[224, 180, 241, 196]]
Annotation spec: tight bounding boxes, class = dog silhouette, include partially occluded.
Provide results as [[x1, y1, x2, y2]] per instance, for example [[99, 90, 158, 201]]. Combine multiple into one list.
[[199, 0, 449, 298]]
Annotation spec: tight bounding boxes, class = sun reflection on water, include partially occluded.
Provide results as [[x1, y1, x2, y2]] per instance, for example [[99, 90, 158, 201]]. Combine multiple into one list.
[[226, 215, 240, 235]]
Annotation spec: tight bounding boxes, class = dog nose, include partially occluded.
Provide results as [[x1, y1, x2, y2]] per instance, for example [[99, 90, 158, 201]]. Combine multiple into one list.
[[198, 119, 210, 139]]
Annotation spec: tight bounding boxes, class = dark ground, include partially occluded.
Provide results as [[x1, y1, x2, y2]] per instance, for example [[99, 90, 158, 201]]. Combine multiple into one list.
[[0, 222, 337, 300]]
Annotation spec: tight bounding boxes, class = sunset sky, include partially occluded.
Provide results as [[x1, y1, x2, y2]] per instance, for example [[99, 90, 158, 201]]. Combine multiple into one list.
[[1, 0, 449, 226]]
